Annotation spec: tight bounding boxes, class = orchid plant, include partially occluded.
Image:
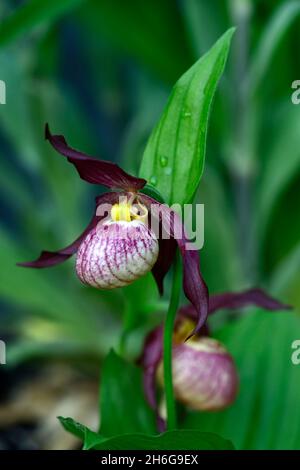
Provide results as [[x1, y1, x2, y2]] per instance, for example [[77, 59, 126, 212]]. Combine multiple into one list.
[[18, 28, 291, 450]]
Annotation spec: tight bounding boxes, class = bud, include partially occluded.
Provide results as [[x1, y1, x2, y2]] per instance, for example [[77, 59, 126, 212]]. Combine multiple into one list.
[[76, 201, 158, 289], [157, 332, 238, 411]]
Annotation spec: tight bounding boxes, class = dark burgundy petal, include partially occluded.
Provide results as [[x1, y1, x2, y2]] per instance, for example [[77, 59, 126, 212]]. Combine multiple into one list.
[[138, 325, 165, 431], [17, 217, 98, 268], [208, 288, 291, 314], [146, 204, 177, 295], [180, 249, 209, 339], [177, 304, 197, 320], [176, 305, 210, 336], [177, 289, 290, 328], [140, 194, 209, 338], [151, 237, 177, 295], [45, 124, 146, 191], [138, 326, 163, 405], [18, 192, 120, 268], [17, 249, 81, 268]]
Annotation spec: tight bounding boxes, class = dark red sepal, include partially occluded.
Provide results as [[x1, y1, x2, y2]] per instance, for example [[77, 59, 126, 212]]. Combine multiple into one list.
[[45, 124, 146, 191]]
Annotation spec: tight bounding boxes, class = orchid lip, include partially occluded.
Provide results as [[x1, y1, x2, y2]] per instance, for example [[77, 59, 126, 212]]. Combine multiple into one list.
[[166, 338, 239, 411], [76, 218, 159, 289]]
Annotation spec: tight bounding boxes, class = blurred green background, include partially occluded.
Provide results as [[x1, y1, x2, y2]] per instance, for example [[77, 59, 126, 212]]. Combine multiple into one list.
[[0, 0, 300, 450]]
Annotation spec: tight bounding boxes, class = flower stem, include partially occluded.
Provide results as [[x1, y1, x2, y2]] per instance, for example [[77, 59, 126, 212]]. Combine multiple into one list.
[[163, 251, 182, 430]]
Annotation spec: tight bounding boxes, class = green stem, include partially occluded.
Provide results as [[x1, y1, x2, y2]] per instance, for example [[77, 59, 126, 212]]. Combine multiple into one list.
[[163, 252, 182, 430]]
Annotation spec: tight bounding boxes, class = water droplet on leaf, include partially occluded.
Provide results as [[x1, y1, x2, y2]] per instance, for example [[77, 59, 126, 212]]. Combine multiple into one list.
[[164, 167, 172, 176], [182, 106, 192, 118], [159, 155, 168, 167], [150, 175, 157, 186]]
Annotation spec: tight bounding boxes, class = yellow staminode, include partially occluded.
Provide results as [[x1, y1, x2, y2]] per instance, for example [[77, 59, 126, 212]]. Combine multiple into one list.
[[111, 199, 148, 223], [111, 202, 132, 222], [173, 318, 197, 344]]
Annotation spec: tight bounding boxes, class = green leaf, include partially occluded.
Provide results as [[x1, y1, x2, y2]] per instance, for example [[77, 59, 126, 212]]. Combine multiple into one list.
[[58, 416, 89, 441], [0, 0, 84, 48], [140, 184, 166, 204], [59, 417, 234, 450], [85, 430, 235, 451], [248, 1, 300, 94], [183, 308, 300, 450], [100, 350, 156, 437], [58, 416, 105, 449], [139, 28, 235, 205], [83, 428, 106, 451]]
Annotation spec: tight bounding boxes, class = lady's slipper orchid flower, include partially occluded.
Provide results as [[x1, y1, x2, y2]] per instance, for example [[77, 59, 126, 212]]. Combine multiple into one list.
[[18, 124, 208, 335], [157, 333, 239, 412], [139, 288, 290, 423]]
